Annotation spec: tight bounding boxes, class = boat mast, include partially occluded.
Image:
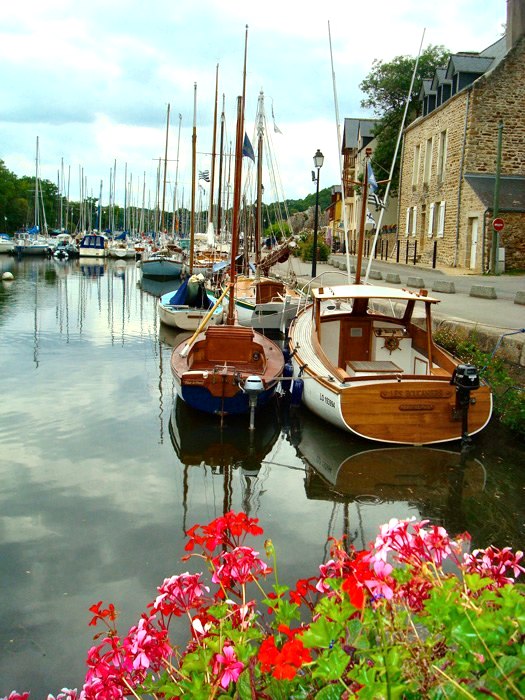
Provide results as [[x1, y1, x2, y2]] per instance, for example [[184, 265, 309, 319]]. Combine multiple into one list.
[[161, 103, 170, 234], [227, 25, 249, 325], [190, 83, 197, 274], [34, 136, 39, 232], [208, 64, 219, 236], [364, 28, 426, 283], [255, 90, 264, 278], [172, 112, 182, 237], [216, 95, 226, 247], [328, 21, 351, 283], [354, 148, 371, 285]]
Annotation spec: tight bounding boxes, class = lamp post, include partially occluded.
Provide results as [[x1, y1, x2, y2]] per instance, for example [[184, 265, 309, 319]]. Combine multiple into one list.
[[311, 149, 324, 277]]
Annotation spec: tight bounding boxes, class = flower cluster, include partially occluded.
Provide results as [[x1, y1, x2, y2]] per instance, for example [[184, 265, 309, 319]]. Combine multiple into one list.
[[4, 513, 524, 700]]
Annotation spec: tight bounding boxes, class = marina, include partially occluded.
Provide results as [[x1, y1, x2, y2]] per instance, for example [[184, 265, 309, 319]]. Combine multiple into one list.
[[0, 254, 523, 694]]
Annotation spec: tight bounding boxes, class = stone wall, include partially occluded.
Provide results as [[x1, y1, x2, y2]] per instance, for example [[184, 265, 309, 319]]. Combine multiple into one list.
[[398, 36, 525, 272]]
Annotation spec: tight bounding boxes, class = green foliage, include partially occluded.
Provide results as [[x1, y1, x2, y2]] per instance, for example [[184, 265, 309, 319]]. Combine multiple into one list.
[[359, 45, 450, 192], [264, 221, 291, 241], [434, 326, 525, 438], [297, 232, 331, 263]]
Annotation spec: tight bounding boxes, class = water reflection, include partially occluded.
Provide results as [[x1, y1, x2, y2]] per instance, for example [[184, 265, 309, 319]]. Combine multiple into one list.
[[0, 258, 523, 697], [170, 397, 281, 527]]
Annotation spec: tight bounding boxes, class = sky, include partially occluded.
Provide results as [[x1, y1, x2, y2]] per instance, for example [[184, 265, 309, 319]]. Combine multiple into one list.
[[0, 0, 506, 210]]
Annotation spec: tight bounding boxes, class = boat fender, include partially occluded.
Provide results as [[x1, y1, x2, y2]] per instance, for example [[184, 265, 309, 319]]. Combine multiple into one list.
[[290, 378, 304, 407], [282, 362, 293, 393], [282, 348, 291, 363]]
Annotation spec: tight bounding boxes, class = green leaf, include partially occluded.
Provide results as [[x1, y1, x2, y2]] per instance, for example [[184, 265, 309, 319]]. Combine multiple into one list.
[[312, 646, 351, 682], [314, 684, 344, 699], [302, 617, 344, 649]]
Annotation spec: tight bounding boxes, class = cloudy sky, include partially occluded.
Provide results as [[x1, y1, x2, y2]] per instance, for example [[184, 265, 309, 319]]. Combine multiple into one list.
[[0, 0, 505, 208]]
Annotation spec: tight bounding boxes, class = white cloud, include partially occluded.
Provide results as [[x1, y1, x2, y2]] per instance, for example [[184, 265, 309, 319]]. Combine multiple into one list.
[[0, 0, 507, 203]]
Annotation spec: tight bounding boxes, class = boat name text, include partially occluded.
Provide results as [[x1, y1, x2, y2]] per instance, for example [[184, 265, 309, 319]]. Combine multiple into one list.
[[380, 389, 452, 400]]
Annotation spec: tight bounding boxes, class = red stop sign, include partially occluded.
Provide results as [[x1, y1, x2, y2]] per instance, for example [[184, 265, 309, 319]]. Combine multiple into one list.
[[493, 217, 504, 231]]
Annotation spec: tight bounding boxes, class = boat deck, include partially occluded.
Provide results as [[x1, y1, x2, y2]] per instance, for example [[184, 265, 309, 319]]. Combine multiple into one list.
[[291, 307, 345, 386]]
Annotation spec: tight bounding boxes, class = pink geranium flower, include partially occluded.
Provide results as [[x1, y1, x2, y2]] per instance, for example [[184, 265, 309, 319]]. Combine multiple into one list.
[[212, 643, 244, 688]]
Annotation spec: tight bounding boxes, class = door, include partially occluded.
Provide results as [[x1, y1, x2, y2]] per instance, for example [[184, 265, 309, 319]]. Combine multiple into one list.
[[469, 218, 479, 270]]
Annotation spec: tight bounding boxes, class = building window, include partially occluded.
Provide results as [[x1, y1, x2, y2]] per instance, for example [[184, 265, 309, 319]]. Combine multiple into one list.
[[411, 206, 418, 237], [437, 201, 446, 238], [412, 145, 420, 188], [423, 137, 433, 184], [437, 130, 447, 181]]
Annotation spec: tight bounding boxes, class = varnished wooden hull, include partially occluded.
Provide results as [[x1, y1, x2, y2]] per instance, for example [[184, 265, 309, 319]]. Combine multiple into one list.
[[294, 366, 492, 445]]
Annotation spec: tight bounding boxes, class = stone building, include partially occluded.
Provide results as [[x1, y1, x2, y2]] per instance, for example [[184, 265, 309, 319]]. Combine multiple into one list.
[[397, 0, 525, 272]]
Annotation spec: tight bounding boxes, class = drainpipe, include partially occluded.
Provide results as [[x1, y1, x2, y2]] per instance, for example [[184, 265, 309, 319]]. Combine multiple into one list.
[[454, 90, 470, 267], [481, 207, 489, 273], [490, 121, 504, 274]]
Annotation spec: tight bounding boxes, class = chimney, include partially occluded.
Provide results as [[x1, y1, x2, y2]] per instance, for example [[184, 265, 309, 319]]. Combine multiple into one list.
[[506, 0, 525, 50]]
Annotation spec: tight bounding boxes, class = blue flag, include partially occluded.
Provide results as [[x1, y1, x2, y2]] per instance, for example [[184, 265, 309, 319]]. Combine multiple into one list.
[[242, 133, 255, 162], [367, 161, 378, 193]]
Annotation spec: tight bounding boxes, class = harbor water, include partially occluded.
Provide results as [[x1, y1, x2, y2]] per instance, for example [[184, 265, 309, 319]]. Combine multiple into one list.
[[0, 255, 523, 695]]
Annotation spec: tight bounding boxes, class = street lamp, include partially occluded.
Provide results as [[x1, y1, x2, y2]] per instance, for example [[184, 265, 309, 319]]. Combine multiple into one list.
[[311, 149, 324, 277]]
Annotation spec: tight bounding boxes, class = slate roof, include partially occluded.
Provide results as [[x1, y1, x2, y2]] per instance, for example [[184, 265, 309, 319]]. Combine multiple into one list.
[[465, 174, 525, 212], [431, 68, 451, 91], [342, 118, 378, 150]]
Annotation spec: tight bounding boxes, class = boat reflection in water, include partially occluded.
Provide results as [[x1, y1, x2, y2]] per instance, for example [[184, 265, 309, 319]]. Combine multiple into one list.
[[169, 396, 281, 526], [288, 407, 486, 542]]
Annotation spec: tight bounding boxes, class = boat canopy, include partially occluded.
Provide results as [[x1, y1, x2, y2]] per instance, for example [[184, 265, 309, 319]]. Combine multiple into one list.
[[312, 284, 440, 304]]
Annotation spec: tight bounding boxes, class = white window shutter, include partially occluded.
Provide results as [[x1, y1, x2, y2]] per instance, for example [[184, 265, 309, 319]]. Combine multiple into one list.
[[412, 206, 417, 237], [405, 207, 411, 237], [428, 203, 435, 237], [437, 201, 446, 238]]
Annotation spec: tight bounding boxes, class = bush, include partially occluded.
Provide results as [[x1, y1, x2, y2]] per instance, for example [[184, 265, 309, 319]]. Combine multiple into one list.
[[298, 232, 331, 264], [7, 512, 524, 699]]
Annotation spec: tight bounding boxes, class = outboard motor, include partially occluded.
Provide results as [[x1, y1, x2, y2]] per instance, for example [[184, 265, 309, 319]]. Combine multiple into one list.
[[451, 364, 480, 447], [244, 376, 265, 431]]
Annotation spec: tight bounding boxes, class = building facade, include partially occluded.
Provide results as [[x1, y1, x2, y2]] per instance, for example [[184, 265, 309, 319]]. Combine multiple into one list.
[[398, 1, 525, 272]]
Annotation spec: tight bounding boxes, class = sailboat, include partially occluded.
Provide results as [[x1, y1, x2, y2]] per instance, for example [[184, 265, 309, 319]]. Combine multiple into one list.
[[287, 149, 492, 445], [15, 137, 52, 257], [170, 32, 284, 419], [224, 91, 306, 332], [158, 82, 225, 331]]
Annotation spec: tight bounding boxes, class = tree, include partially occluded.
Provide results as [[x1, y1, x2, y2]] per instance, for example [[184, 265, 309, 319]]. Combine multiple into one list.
[[359, 45, 450, 192]]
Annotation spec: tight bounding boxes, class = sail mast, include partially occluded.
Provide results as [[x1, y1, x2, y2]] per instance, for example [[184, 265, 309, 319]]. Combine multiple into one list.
[[190, 83, 197, 274], [328, 21, 351, 283], [364, 29, 426, 282], [227, 25, 249, 325], [208, 64, 219, 234], [255, 90, 264, 277], [161, 103, 170, 233], [216, 95, 226, 247]]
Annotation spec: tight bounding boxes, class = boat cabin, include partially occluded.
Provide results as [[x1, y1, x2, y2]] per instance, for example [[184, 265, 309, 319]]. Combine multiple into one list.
[[310, 284, 455, 381]]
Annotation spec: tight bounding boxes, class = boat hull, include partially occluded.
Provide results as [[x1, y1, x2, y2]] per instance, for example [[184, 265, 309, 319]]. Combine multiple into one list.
[[141, 258, 183, 280], [291, 361, 492, 445], [158, 301, 224, 330]]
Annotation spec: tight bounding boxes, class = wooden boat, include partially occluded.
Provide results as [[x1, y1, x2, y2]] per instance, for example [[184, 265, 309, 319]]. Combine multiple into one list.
[[170, 35, 284, 420], [288, 282, 492, 445], [158, 275, 224, 331], [287, 149, 492, 445]]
